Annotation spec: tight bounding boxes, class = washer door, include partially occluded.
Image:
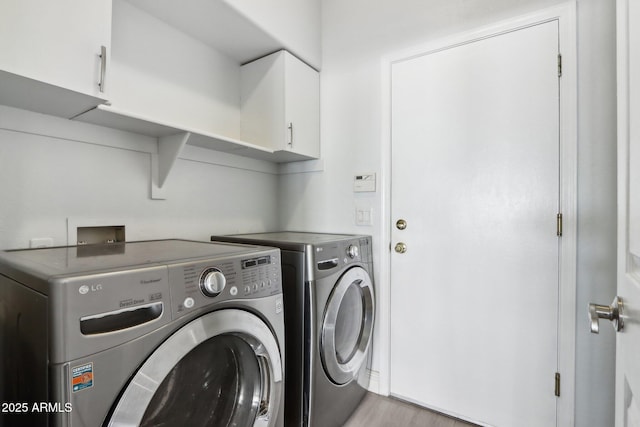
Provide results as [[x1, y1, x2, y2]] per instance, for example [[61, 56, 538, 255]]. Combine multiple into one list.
[[321, 266, 375, 385], [107, 309, 282, 427]]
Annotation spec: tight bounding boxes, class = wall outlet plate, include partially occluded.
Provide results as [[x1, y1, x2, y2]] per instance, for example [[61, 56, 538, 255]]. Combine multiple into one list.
[[30, 238, 54, 248]]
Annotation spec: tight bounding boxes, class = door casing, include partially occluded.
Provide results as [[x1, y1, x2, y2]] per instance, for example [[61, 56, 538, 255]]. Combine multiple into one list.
[[615, 0, 640, 425]]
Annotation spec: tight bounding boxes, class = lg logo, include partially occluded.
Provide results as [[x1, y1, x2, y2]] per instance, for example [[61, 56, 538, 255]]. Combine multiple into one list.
[[78, 284, 103, 295]]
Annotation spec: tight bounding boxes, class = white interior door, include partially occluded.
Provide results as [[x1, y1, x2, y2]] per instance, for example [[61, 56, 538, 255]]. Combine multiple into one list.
[[614, 1, 640, 425], [390, 21, 560, 426]]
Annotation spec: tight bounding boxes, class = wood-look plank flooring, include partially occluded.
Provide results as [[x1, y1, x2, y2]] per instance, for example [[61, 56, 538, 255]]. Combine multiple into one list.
[[343, 393, 480, 427]]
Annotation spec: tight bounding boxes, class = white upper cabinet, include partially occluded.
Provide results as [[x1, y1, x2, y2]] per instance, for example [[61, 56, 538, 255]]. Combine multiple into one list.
[[0, 0, 111, 118], [241, 51, 320, 161], [75, 0, 321, 164], [3, 0, 321, 170]]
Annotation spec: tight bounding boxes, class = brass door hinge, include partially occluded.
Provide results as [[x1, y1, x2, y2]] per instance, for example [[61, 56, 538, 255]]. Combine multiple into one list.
[[558, 53, 562, 77], [555, 372, 561, 397], [557, 213, 563, 237]]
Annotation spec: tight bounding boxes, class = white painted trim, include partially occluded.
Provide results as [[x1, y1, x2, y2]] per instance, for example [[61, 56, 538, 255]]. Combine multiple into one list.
[[366, 369, 380, 394], [616, 1, 630, 425], [379, 4, 577, 426], [555, 4, 578, 427], [278, 158, 325, 174], [179, 144, 278, 175], [378, 49, 392, 397]]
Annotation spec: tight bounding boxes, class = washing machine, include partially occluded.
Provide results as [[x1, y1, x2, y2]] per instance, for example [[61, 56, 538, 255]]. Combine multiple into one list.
[[211, 232, 375, 427], [0, 239, 285, 427]]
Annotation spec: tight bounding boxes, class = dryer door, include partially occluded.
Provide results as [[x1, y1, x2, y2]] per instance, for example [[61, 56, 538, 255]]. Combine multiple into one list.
[[107, 309, 282, 427], [321, 266, 375, 385]]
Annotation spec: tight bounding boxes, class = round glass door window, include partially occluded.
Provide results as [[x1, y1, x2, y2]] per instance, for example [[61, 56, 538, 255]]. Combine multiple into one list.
[[141, 334, 261, 426], [321, 266, 375, 385], [108, 309, 282, 427], [335, 285, 366, 364]]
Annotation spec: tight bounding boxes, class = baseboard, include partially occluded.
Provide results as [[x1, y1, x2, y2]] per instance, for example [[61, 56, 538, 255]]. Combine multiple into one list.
[[367, 369, 380, 394]]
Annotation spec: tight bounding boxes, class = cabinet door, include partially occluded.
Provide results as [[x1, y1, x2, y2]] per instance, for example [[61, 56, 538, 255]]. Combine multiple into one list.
[[241, 50, 320, 160], [241, 52, 286, 150], [0, 0, 111, 108], [284, 52, 320, 159]]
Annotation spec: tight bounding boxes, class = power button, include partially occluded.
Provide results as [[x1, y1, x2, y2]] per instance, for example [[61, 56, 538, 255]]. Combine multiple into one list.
[[183, 297, 195, 309]]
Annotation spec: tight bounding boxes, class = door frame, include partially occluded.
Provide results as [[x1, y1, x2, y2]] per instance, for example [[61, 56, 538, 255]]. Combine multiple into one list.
[[616, 0, 640, 424], [378, 3, 577, 425]]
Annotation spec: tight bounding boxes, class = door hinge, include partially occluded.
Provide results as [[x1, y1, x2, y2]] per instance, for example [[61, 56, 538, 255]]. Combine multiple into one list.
[[555, 372, 561, 397], [557, 53, 562, 77], [557, 213, 563, 237]]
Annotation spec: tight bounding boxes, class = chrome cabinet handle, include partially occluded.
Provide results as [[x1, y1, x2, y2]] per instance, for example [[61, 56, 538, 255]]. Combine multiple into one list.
[[396, 219, 407, 230], [589, 296, 624, 334], [98, 45, 107, 93], [287, 122, 293, 148]]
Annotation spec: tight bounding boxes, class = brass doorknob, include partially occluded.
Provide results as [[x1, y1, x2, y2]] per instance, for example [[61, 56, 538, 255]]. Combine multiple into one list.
[[396, 219, 407, 230], [394, 242, 407, 253]]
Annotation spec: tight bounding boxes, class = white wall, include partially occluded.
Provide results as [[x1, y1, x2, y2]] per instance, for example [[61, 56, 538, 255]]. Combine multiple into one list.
[[279, 0, 617, 425], [0, 106, 280, 250], [574, 0, 617, 425]]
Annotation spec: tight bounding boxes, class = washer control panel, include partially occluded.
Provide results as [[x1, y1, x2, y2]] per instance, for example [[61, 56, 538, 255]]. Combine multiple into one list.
[[313, 237, 372, 279], [199, 267, 226, 297], [346, 244, 359, 259], [168, 248, 282, 319]]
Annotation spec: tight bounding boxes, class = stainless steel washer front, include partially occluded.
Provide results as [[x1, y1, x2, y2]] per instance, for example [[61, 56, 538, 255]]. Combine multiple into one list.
[[0, 239, 285, 427]]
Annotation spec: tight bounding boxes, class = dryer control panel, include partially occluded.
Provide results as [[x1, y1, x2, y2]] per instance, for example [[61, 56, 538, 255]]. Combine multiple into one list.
[[167, 249, 282, 320], [313, 237, 372, 280]]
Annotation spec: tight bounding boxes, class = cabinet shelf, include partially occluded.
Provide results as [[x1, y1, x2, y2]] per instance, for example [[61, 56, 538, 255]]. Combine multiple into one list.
[[74, 104, 318, 163], [75, 104, 267, 153], [1, 0, 321, 200], [74, 104, 318, 199]]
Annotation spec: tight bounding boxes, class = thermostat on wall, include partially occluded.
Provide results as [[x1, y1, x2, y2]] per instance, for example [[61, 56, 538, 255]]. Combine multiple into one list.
[[353, 173, 376, 192]]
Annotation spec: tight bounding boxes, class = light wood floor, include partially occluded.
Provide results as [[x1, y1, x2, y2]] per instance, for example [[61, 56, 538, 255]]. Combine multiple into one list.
[[343, 393, 480, 427]]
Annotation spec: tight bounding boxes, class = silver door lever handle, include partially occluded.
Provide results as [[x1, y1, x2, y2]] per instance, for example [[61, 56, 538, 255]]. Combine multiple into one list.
[[589, 296, 623, 334]]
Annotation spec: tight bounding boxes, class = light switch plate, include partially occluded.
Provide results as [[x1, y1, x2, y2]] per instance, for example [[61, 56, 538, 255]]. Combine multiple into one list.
[[355, 207, 373, 226]]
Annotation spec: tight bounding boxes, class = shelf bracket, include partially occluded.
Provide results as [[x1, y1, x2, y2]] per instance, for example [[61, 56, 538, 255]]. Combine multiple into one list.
[[151, 132, 190, 200]]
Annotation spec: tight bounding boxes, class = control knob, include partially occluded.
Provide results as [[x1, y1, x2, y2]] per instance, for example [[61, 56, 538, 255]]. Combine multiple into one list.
[[346, 244, 359, 259], [200, 268, 226, 297]]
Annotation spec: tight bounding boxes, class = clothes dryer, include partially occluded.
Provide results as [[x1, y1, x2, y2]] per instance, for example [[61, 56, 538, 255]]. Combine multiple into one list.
[[0, 239, 285, 427], [211, 232, 375, 427]]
